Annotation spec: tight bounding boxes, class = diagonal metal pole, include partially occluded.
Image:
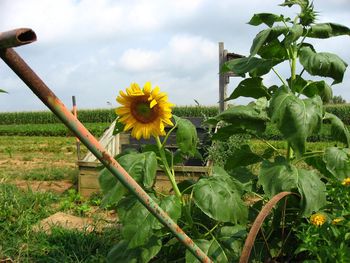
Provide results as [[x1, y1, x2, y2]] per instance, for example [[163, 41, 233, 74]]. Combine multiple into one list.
[[0, 28, 212, 263]]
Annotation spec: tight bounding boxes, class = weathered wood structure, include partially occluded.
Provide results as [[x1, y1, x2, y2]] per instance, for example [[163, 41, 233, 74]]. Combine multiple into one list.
[[78, 118, 210, 197], [218, 42, 244, 112]]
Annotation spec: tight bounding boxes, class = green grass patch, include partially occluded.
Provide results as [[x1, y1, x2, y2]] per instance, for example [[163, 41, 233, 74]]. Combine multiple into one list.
[[0, 184, 120, 262]]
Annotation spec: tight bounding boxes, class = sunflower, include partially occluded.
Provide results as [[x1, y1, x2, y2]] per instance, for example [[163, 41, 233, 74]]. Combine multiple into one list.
[[116, 82, 174, 140]]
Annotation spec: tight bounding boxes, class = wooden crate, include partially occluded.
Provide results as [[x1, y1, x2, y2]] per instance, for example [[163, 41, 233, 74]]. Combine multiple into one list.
[[78, 118, 210, 197]]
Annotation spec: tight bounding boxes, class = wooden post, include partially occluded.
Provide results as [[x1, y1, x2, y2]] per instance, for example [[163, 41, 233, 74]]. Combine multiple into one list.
[[72, 95, 81, 160], [219, 42, 228, 112]]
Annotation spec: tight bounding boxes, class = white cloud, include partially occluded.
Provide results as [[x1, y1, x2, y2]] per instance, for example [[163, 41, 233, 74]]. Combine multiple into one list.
[[1, 0, 350, 111], [119, 49, 161, 72]]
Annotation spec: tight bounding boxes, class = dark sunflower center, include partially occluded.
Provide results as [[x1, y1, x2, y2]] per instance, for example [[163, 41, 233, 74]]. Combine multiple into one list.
[[131, 98, 158, 123]]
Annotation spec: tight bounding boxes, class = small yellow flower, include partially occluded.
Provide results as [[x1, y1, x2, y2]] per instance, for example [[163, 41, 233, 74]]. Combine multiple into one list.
[[116, 82, 174, 140], [332, 218, 344, 225], [310, 213, 327, 227], [341, 177, 350, 186]]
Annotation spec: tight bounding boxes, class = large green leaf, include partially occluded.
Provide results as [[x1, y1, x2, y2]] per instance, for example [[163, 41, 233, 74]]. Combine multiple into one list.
[[119, 151, 157, 189], [174, 116, 198, 156], [117, 195, 161, 248], [269, 87, 322, 156], [248, 13, 284, 27], [283, 24, 304, 46], [324, 112, 350, 146], [304, 155, 332, 178], [99, 168, 128, 207], [250, 27, 288, 56], [259, 159, 327, 215], [222, 56, 281, 77], [323, 147, 350, 180], [193, 175, 247, 223], [209, 98, 268, 138], [224, 144, 262, 171], [159, 195, 182, 225], [211, 121, 265, 140], [290, 75, 333, 103], [307, 23, 350, 39], [259, 158, 298, 198], [299, 45, 348, 84], [186, 239, 229, 263], [107, 237, 161, 263], [225, 77, 271, 101], [217, 225, 246, 259], [99, 151, 157, 207], [296, 168, 327, 216], [258, 39, 288, 60]]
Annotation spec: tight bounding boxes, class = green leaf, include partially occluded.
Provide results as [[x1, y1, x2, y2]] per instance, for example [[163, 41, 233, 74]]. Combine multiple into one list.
[[222, 56, 281, 77], [258, 39, 288, 60], [186, 239, 229, 263], [0, 89, 8, 94], [209, 98, 268, 139], [118, 152, 158, 189], [323, 147, 350, 180], [304, 155, 332, 178], [269, 87, 323, 156], [193, 175, 247, 223], [307, 23, 350, 39], [259, 159, 298, 198], [283, 24, 304, 46], [159, 195, 182, 224], [107, 237, 161, 263], [250, 27, 288, 56], [324, 112, 350, 146], [113, 119, 125, 135], [290, 75, 333, 103], [296, 168, 327, 216], [280, 0, 308, 9], [217, 225, 247, 259], [174, 116, 198, 157], [106, 240, 138, 263], [99, 167, 128, 207], [117, 195, 161, 248], [225, 77, 271, 101], [224, 144, 262, 170], [299, 45, 348, 84], [248, 13, 284, 27]]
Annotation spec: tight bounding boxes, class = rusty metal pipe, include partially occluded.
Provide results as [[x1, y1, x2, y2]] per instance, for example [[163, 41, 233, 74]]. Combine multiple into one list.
[[0, 47, 212, 263], [0, 28, 37, 49]]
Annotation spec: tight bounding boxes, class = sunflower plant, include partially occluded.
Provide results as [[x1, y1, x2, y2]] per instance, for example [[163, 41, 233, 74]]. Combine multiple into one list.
[[99, 0, 350, 262]]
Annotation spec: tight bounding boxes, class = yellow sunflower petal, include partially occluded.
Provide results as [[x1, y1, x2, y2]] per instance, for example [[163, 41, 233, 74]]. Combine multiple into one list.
[[143, 82, 152, 95]]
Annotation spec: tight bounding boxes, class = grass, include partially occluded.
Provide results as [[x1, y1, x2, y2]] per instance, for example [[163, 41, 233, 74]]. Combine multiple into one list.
[[0, 184, 119, 262], [0, 136, 84, 181]]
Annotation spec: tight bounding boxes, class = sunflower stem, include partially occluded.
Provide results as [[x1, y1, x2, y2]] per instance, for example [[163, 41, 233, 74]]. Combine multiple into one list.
[[155, 136, 182, 202]]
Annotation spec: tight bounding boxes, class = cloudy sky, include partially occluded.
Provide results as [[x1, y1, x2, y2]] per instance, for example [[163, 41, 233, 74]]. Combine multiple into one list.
[[0, 0, 349, 112]]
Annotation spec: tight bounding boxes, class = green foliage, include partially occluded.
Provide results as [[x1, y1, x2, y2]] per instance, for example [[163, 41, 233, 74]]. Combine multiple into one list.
[[174, 116, 198, 157], [0, 122, 110, 137], [0, 106, 218, 125], [328, 95, 347, 104], [193, 167, 247, 224], [99, 1, 350, 262]]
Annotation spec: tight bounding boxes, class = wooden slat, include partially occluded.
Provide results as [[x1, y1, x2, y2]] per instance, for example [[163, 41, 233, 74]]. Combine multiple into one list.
[[79, 174, 100, 189], [80, 188, 100, 198]]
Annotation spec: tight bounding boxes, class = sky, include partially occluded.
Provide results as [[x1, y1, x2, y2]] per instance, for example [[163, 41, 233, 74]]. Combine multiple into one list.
[[0, 0, 350, 112]]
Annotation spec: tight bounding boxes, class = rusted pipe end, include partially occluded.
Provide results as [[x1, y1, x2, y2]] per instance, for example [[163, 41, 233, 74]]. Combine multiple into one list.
[[0, 28, 37, 49]]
